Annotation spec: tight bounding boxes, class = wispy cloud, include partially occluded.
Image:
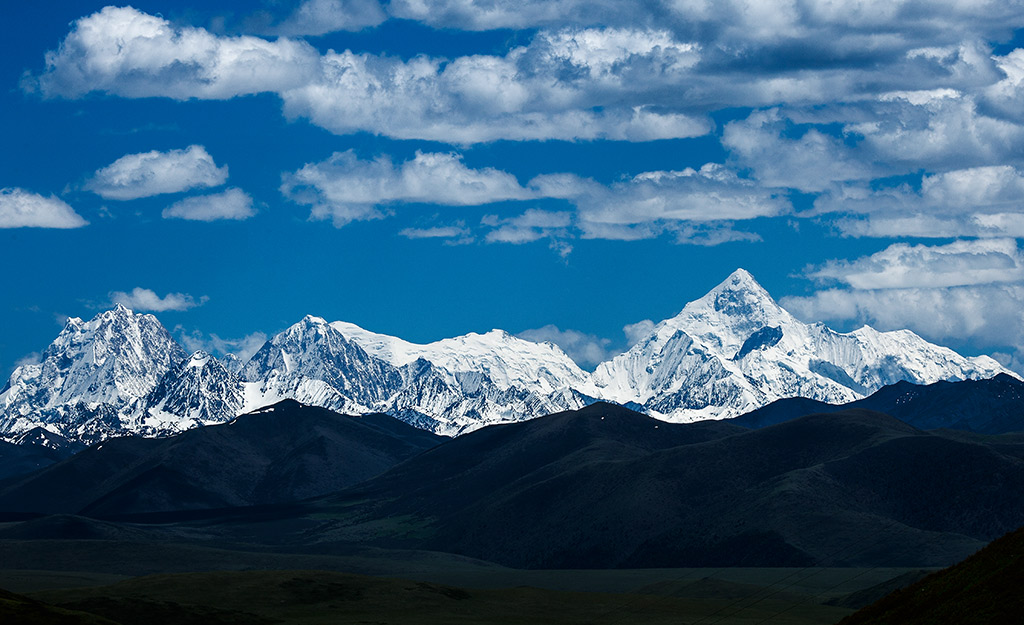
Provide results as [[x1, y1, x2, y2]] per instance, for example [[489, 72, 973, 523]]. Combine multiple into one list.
[[516, 324, 612, 369], [109, 288, 208, 312], [398, 224, 473, 241], [482, 209, 574, 256], [177, 327, 268, 362], [13, 352, 42, 368], [163, 188, 256, 222], [283, 151, 783, 246], [282, 150, 533, 227], [271, 0, 386, 36], [534, 164, 788, 241]]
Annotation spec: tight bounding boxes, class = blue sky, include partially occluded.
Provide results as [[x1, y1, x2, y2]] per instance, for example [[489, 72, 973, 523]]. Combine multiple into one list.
[[3, 0, 1024, 376]]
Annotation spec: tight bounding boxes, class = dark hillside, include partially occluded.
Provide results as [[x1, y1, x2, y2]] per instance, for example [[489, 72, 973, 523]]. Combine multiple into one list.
[[304, 405, 1024, 569], [0, 400, 444, 516], [729, 373, 1024, 434], [839, 524, 1024, 625]]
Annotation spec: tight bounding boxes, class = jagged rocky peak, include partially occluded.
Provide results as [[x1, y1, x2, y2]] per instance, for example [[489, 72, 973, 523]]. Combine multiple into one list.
[[0, 304, 191, 442], [244, 314, 373, 374], [220, 353, 246, 374], [707, 267, 769, 296], [241, 314, 403, 411], [170, 350, 237, 382], [296, 314, 330, 330], [706, 268, 783, 316], [11, 304, 186, 406], [184, 350, 211, 366], [144, 349, 244, 428], [53, 303, 184, 359]]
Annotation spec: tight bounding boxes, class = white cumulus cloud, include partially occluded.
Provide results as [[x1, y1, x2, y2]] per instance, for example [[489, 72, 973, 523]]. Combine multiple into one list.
[[623, 319, 656, 346], [0, 188, 87, 229], [35, 6, 320, 99], [279, 28, 708, 143], [162, 188, 256, 221], [30, 4, 1024, 151], [850, 92, 1024, 172], [806, 239, 1024, 289], [817, 166, 1024, 238], [33, 4, 1024, 254], [983, 48, 1024, 122], [281, 150, 534, 226], [110, 288, 208, 312], [35, 8, 711, 144], [722, 109, 876, 192], [87, 145, 229, 200]]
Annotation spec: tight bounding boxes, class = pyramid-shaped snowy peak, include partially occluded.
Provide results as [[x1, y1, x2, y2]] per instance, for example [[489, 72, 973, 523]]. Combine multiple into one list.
[[592, 269, 1009, 421]]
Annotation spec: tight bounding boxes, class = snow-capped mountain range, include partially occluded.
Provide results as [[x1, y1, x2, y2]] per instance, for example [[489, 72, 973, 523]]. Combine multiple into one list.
[[0, 269, 1011, 442]]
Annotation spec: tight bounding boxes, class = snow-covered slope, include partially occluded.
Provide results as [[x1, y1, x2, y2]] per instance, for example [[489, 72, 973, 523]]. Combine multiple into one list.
[[0, 269, 1013, 442], [0, 305, 187, 441], [237, 317, 589, 434], [141, 351, 246, 434], [592, 269, 1009, 421], [330, 321, 594, 394], [241, 315, 403, 415], [327, 321, 594, 433], [385, 357, 586, 434]]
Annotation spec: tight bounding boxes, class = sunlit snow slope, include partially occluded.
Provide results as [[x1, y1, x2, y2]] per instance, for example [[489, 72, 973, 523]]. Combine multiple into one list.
[[0, 270, 1010, 441]]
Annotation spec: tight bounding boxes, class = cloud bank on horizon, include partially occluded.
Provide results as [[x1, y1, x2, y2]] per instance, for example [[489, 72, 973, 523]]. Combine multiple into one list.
[[6, 0, 1024, 372]]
